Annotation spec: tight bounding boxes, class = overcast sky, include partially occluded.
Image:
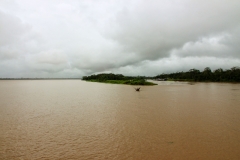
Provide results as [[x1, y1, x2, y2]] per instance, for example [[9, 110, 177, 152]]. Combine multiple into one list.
[[0, 0, 240, 78]]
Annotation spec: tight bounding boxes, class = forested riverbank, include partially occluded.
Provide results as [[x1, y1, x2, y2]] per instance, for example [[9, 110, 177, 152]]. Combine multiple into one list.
[[155, 67, 240, 82], [82, 73, 156, 85], [83, 67, 240, 84]]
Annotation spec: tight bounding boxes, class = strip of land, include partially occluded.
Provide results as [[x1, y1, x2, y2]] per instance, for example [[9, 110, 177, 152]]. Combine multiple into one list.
[[82, 73, 157, 85], [154, 67, 240, 82], [1, 67, 239, 83]]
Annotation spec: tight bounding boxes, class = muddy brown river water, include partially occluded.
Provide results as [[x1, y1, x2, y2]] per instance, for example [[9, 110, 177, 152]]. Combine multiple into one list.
[[0, 80, 240, 159]]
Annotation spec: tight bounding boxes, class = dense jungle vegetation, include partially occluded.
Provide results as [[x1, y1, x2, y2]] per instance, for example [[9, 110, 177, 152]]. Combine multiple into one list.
[[155, 67, 240, 82], [82, 73, 156, 85]]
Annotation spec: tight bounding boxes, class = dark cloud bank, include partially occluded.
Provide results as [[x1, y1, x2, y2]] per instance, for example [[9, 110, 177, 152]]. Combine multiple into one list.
[[0, 0, 240, 78]]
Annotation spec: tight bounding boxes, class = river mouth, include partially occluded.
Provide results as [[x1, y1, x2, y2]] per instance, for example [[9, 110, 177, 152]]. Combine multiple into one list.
[[1, 80, 240, 159]]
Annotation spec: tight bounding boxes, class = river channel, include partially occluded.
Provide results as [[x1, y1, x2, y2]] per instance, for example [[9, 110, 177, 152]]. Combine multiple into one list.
[[0, 80, 239, 159]]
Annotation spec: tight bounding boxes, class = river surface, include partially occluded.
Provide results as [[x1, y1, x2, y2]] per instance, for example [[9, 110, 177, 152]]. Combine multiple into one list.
[[0, 80, 240, 160]]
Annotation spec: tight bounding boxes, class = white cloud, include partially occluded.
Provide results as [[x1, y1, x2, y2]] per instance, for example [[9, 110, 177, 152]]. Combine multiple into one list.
[[171, 33, 230, 58], [35, 49, 68, 65], [0, 0, 240, 78]]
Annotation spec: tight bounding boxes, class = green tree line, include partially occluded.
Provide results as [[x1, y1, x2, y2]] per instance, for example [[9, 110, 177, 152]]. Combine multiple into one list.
[[155, 67, 240, 82], [82, 73, 149, 81], [82, 73, 156, 85], [82, 73, 125, 81]]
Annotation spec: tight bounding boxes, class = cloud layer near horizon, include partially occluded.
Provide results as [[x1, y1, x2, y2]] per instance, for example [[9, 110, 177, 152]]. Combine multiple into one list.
[[0, 0, 240, 78]]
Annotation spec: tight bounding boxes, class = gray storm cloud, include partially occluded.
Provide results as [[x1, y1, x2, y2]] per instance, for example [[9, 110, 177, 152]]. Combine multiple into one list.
[[0, 0, 240, 78]]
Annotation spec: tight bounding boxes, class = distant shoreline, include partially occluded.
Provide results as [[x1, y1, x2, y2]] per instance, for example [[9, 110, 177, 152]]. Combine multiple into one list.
[[82, 73, 157, 86], [0, 78, 81, 80], [85, 79, 157, 86]]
